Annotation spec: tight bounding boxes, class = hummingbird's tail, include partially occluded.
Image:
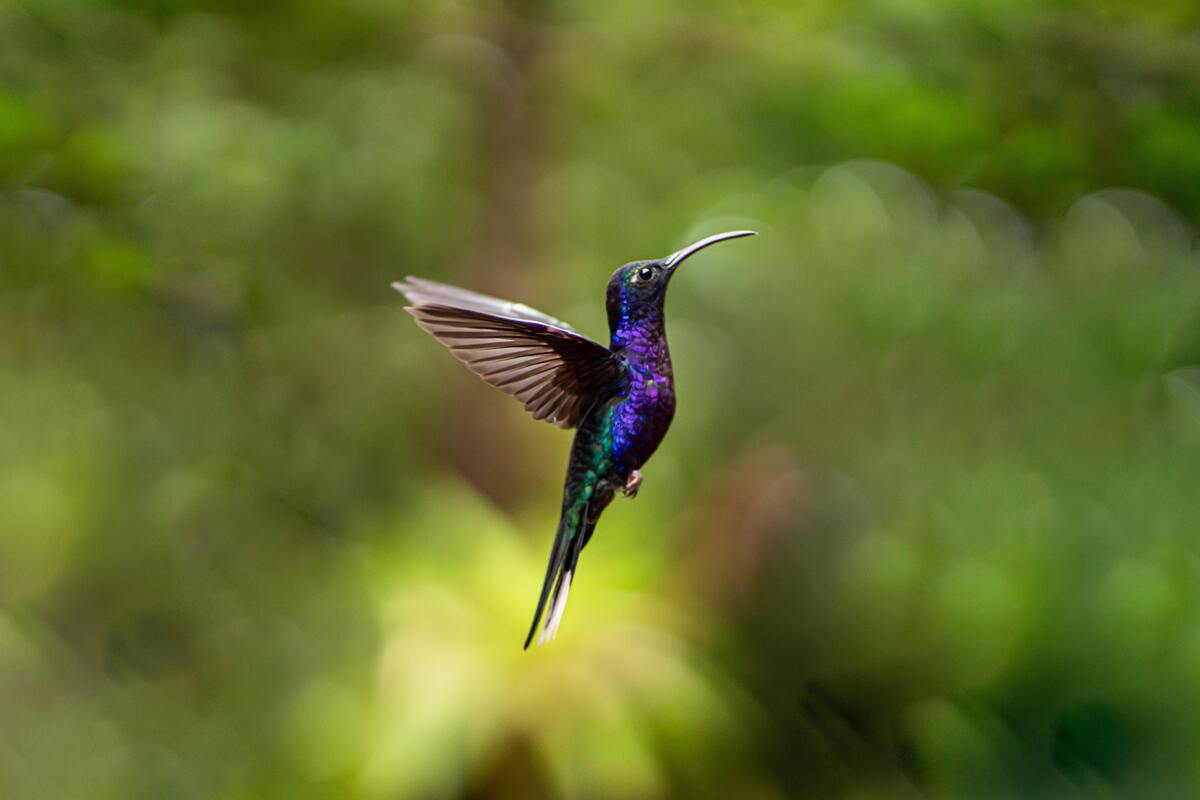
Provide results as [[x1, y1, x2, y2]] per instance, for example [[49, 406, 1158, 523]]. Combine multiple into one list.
[[524, 508, 595, 649]]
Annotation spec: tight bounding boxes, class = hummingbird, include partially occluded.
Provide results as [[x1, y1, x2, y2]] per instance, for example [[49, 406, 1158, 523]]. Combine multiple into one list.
[[393, 230, 756, 648]]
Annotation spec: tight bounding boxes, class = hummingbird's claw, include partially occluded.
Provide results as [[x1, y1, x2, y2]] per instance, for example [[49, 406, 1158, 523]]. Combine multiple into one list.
[[623, 470, 643, 498]]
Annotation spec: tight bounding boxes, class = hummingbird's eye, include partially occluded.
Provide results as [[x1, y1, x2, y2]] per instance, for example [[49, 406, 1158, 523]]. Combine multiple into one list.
[[637, 266, 654, 281]]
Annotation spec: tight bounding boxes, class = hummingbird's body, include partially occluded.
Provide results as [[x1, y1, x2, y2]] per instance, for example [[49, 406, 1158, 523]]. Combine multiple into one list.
[[393, 231, 754, 647]]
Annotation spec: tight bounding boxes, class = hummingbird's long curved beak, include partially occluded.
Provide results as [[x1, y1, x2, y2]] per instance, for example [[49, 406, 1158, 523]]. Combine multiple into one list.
[[663, 230, 757, 270]]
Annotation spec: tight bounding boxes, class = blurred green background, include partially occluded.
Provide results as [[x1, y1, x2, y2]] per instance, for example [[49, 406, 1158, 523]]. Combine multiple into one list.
[[4, 0, 1200, 797]]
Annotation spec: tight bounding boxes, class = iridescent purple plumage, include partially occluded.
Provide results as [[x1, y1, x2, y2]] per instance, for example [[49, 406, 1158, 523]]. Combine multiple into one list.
[[393, 230, 756, 648], [606, 274, 676, 479]]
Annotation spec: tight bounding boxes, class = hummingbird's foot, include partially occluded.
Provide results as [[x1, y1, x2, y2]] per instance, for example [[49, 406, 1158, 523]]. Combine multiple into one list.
[[622, 470, 643, 498]]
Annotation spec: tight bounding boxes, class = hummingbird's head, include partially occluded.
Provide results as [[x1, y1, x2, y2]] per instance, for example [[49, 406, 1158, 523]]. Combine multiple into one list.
[[605, 230, 756, 336]]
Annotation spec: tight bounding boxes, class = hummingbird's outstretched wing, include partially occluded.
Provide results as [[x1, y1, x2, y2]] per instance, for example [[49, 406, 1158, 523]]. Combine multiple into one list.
[[394, 277, 623, 429]]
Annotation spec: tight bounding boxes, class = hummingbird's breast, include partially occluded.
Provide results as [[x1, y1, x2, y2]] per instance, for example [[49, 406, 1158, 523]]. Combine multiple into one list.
[[608, 359, 676, 477]]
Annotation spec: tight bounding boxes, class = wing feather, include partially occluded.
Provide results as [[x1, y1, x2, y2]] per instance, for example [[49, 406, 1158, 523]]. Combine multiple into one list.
[[397, 277, 580, 332], [394, 278, 623, 429]]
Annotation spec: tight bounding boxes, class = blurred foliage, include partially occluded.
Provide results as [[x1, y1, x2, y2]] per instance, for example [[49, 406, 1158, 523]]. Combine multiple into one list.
[[3, 0, 1200, 798]]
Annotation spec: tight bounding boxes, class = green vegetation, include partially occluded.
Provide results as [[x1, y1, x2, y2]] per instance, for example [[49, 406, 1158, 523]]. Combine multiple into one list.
[[3, 1, 1200, 797]]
